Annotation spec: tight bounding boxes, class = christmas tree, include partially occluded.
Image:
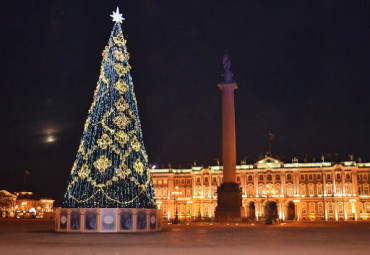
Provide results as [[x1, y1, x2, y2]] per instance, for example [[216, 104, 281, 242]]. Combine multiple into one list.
[[63, 8, 155, 209]]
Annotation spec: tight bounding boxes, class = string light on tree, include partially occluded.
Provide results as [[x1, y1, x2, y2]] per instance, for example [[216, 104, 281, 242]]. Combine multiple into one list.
[[62, 7, 155, 209]]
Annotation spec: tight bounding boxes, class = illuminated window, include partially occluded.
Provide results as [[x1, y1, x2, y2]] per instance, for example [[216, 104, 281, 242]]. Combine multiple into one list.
[[364, 185, 369, 195], [336, 183, 342, 196], [247, 185, 255, 197], [326, 184, 333, 195], [259, 175, 263, 181], [164, 179, 167, 185], [309, 202, 315, 214], [287, 174, 292, 181], [328, 202, 334, 214], [308, 184, 314, 196], [267, 175, 272, 181], [276, 175, 280, 181], [248, 175, 253, 181], [317, 183, 322, 195], [318, 202, 324, 215], [301, 202, 307, 214]]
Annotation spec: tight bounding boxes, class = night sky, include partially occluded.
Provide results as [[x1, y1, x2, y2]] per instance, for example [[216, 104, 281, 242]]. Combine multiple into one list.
[[1, 1, 370, 204]]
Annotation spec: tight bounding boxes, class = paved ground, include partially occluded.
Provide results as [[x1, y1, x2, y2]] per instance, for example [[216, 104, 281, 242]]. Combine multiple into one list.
[[0, 220, 369, 255]]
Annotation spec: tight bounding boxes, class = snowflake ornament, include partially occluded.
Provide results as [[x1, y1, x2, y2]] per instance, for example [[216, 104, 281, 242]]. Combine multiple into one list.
[[110, 7, 125, 23]]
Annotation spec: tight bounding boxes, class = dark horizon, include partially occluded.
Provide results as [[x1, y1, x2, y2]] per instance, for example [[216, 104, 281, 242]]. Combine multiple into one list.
[[1, 0, 370, 204]]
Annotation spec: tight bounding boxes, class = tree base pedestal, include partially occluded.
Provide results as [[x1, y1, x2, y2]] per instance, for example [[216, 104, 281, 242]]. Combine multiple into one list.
[[215, 183, 244, 221], [55, 208, 161, 233]]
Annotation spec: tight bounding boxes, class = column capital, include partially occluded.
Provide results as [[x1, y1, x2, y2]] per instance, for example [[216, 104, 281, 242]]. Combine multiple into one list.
[[218, 82, 238, 91]]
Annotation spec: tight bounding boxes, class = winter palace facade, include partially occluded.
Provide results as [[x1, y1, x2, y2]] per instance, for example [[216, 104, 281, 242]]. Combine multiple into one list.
[[150, 157, 370, 221]]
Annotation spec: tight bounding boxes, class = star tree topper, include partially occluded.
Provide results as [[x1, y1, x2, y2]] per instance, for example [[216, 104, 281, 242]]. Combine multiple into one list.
[[110, 7, 125, 23]]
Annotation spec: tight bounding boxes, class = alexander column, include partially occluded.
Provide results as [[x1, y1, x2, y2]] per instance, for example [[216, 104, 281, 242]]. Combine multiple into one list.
[[215, 53, 244, 220]]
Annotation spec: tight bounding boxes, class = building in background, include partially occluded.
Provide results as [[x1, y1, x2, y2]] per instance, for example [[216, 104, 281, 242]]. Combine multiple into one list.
[[151, 157, 370, 221], [0, 191, 54, 218], [0, 190, 17, 217], [15, 192, 54, 218]]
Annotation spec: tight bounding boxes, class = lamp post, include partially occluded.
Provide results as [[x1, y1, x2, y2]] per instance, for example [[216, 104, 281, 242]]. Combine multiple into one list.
[[172, 186, 182, 224], [265, 184, 277, 224]]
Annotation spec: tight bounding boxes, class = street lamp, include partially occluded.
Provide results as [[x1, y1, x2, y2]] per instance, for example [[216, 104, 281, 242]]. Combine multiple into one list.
[[172, 186, 182, 224], [265, 184, 277, 224]]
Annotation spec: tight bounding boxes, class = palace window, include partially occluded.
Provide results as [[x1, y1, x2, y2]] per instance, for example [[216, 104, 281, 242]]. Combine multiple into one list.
[[159, 179, 162, 185], [164, 179, 167, 185], [301, 203, 307, 214], [248, 175, 253, 181], [318, 202, 324, 215], [213, 177, 217, 183], [237, 176, 241, 182], [345, 183, 352, 195], [287, 174, 292, 181], [197, 178, 201, 184], [276, 175, 280, 181], [308, 184, 315, 196], [300, 175, 305, 180], [259, 175, 263, 181], [186, 179, 191, 185], [247, 185, 255, 197], [317, 174, 321, 180], [346, 173, 350, 179], [287, 184, 294, 197], [317, 183, 322, 195], [336, 183, 342, 196], [309, 202, 315, 214], [309, 175, 313, 180], [336, 173, 341, 180], [181, 179, 185, 185], [338, 203, 344, 214], [267, 175, 272, 181], [175, 179, 179, 185], [364, 184, 369, 195], [326, 184, 333, 195], [357, 175, 360, 180], [204, 177, 208, 183], [364, 174, 368, 181], [328, 203, 334, 214], [327, 174, 331, 180]]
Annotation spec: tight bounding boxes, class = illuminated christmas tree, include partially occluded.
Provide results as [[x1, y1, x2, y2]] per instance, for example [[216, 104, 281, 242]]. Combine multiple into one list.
[[63, 8, 155, 209]]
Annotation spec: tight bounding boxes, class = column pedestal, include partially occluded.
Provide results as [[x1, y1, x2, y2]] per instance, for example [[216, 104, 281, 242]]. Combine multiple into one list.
[[215, 183, 244, 221]]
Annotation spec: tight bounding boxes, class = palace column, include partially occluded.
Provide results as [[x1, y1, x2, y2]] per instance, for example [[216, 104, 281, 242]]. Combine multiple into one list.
[[215, 53, 244, 220]]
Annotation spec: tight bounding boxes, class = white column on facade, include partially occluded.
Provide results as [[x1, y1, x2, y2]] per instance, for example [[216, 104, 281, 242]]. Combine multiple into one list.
[[254, 172, 258, 197]]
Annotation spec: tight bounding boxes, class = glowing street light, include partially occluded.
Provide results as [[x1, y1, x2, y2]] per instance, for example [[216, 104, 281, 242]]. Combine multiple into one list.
[[172, 186, 182, 224]]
